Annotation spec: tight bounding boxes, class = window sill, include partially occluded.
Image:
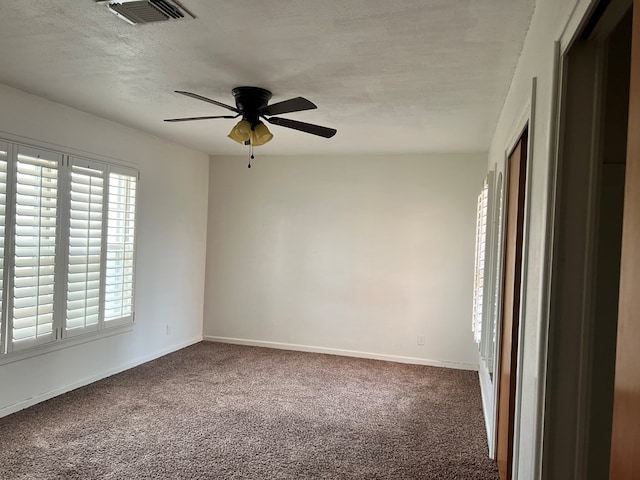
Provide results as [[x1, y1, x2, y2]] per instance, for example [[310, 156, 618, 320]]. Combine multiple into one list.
[[0, 323, 134, 367]]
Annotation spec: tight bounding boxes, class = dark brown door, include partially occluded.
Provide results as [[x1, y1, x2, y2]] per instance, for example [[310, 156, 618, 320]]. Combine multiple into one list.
[[496, 129, 528, 480], [610, 2, 640, 478]]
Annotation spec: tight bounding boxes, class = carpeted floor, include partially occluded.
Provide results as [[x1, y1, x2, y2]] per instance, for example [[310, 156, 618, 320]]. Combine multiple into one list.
[[0, 342, 499, 479]]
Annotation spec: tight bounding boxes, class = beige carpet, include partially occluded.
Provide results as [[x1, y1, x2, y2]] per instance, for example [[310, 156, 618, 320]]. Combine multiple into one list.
[[0, 342, 499, 479]]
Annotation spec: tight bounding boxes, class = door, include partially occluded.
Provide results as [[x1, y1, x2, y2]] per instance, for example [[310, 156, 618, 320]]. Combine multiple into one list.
[[610, 1, 640, 478], [496, 129, 528, 480]]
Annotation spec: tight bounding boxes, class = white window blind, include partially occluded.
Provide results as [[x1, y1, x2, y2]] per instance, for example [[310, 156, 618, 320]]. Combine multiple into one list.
[[104, 171, 136, 324], [0, 143, 7, 353], [11, 147, 60, 350], [0, 138, 138, 358], [472, 180, 489, 344], [65, 161, 105, 336]]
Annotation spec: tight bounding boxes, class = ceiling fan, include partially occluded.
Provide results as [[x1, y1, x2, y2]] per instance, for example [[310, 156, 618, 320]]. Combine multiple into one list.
[[164, 87, 337, 149]]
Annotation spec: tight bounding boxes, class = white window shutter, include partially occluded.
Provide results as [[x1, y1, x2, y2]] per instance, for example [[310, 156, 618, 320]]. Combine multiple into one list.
[[472, 179, 489, 345], [0, 143, 7, 354], [104, 170, 137, 326], [0, 137, 139, 358], [64, 159, 105, 337], [11, 146, 60, 351]]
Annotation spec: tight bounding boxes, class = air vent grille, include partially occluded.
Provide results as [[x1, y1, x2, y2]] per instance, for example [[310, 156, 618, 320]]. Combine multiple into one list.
[[107, 0, 186, 25], [150, 0, 183, 19]]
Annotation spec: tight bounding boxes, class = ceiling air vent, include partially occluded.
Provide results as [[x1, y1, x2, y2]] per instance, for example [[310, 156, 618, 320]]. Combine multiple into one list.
[[149, 0, 183, 19], [106, 0, 192, 25]]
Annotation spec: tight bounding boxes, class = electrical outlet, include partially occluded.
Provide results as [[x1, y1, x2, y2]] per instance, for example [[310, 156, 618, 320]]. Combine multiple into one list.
[[417, 334, 425, 346]]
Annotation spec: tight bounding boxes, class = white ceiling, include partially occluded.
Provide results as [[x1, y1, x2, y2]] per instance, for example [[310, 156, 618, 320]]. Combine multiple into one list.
[[0, 1, 534, 156]]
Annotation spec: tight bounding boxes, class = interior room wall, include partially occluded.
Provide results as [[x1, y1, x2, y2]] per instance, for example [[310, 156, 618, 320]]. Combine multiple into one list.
[[0, 83, 209, 416], [204, 153, 486, 369], [486, 0, 593, 477]]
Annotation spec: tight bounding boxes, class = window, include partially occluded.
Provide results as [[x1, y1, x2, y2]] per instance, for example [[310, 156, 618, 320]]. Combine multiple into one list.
[[472, 172, 494, 345], [65, 159, 104, 337], [0, 141, 138, 356], [104, 171, 137, 326], [12, 146, 60, 350]]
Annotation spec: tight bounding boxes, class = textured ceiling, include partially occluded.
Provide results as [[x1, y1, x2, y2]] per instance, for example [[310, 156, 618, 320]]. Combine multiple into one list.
[[0, 1, 534, 155]]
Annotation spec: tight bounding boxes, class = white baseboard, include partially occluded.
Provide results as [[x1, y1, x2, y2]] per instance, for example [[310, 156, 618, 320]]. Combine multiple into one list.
[[203, 335, 479, 371], [0, 336, 202, 418]]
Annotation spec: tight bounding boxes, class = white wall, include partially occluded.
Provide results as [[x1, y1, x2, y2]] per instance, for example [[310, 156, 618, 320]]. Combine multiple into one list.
[[0, 83, 209, 416], [204, 153, 485, 369], [487, 0, 591, 477]]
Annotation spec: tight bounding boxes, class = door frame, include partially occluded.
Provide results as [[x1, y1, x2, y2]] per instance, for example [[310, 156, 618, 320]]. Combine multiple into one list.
[[542, 34, 604, 479], [534, 1, 600, 477], [539, 0, 634, 478], [492, 78, 536, 475]]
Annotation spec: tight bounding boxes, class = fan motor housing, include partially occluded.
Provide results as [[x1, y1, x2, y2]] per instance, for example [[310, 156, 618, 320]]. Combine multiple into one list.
[[232, 87, 272, 122]]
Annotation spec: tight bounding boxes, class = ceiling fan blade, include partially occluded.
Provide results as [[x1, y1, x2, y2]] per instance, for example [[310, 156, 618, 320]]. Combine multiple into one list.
[[175, 90, 240, 113], [261, 97, 317, 116], [164, 114, 239, 122], [266, 117, 337, 138]]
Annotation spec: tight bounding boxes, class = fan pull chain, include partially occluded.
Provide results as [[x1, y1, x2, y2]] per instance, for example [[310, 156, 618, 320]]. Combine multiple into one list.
[[248, 143, 254, 168]]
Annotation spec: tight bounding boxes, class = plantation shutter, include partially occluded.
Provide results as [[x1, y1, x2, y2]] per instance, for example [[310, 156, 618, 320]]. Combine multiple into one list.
[[0, 142, 7, 354], [65, 159, 105, 337], [104, 169, 137, 326], [472, 179, 489, 344], [11, 146, 60, 350]]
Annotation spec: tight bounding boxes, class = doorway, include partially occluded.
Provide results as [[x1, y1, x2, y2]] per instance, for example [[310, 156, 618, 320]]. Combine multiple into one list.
[[496, 128, 528, 480], [542, 0, 634, 478]]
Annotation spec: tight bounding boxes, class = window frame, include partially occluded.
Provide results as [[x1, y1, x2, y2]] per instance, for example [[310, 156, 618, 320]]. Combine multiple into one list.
[[0, 138, 139, 361], [0, 141, 10, 358]]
